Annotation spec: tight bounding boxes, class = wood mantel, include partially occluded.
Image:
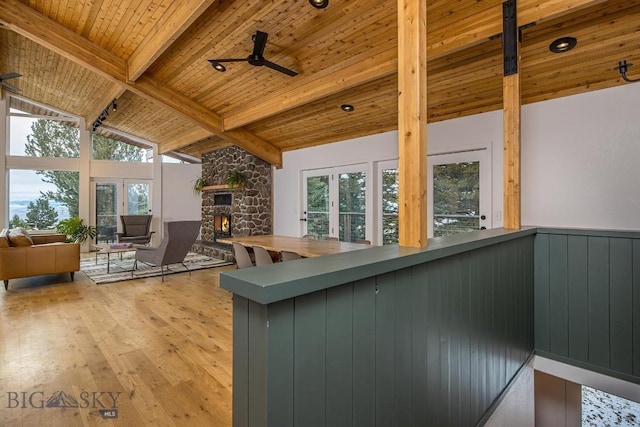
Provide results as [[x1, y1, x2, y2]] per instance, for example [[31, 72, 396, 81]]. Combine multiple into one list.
[[201, 184, 244, 192]]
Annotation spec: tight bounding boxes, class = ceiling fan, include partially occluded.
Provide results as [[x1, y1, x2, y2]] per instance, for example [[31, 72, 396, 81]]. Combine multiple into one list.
[[0, 72, 22, 92], [208, 31, 298, 77]]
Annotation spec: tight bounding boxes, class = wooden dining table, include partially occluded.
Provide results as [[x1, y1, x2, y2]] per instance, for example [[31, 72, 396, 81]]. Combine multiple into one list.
[[216, 235, 372, 258]]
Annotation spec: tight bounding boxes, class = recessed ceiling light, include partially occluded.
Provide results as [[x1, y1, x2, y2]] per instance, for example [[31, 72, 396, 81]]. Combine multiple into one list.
[[340, 104, 354, 112], [549, 37, 577, 53], [211, 61, 226, 72], [309, 0, 328, 9]]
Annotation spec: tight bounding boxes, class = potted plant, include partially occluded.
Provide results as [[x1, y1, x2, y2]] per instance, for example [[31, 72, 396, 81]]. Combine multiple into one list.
[[227, 170, 247, 189], [56, 217, 97, 243], [193, 176, 206, 194]]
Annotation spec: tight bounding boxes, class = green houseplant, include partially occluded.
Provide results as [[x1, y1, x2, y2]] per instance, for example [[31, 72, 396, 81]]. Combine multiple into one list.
[[56, 217, 97, 243], [193, 176, 206, 194], [227, 170, 247, 189]]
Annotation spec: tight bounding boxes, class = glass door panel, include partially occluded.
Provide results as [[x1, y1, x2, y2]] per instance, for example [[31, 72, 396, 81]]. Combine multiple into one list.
[[92, 179, 152, 244], [126, 181, 150, 215], [338, 171, 366, 242], [95, 183, 118, 243], [427, 149, 490, 238], [381, 167, 399, 245], [302, 166, 368, 241], [432, 161, 480, 237], [304, 174, 330, 239]]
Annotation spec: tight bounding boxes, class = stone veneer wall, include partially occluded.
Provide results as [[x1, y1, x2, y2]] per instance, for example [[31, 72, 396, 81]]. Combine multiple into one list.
[[192, 146, 272, 261]]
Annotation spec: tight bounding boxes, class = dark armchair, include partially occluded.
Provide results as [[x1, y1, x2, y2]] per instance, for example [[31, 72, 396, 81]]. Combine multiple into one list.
[[132, 221, 201, 281], [117, 215, 154, 245]]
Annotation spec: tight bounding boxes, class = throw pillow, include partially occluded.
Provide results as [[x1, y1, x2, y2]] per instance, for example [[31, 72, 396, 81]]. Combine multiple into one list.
[[8, 227, 34, 247], [0, 229, 9, 248]]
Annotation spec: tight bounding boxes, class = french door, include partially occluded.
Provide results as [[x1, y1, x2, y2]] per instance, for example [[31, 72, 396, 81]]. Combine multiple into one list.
[[377, 148, 491, 243], [91, 178, 152, 244], [301, 165, 368, 242], [427, 149, 491, 238]]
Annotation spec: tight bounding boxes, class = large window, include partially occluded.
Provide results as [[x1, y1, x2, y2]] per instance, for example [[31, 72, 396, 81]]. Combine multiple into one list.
[[10, 111, 79, 158], [92, 134, 146, 161], [9, 170, 78, 230]]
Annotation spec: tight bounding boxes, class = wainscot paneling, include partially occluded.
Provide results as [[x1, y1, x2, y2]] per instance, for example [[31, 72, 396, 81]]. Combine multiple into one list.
[[223, 228, 535, 427], [534, 228, 640, 384]]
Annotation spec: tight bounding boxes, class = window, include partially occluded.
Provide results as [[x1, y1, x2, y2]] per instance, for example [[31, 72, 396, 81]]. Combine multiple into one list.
[[10, 111, 79, 158], [92, 134, 146, 162], [9, 169, 78, 231]]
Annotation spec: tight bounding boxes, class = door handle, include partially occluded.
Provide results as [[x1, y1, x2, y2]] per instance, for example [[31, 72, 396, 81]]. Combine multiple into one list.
[[299, 218, 307, 222]]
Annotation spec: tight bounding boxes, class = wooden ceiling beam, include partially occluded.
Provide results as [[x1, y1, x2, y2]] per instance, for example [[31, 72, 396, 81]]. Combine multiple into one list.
[[0, 0, 282, 167], [224, 0, 606, 130], [84, 85, 127, 130], [158, 127, 213, 153], [428, 0, 608, 59], [126, 0, 216, 82], [0, 0, 126, 82]]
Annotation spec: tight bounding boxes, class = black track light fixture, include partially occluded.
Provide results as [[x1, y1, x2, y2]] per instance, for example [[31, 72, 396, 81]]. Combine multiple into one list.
[[111, 99, 117, 111], [614, 60, 640, 83], [309, 0, 328, 9]]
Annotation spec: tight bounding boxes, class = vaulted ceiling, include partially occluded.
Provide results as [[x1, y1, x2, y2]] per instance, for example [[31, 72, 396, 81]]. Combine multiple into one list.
[[1, 0, 639, 166]]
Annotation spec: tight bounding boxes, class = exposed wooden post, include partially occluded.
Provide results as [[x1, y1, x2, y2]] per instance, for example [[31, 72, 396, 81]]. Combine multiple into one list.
[[503, 0, 521, 229], [397, 0, 428, 248]]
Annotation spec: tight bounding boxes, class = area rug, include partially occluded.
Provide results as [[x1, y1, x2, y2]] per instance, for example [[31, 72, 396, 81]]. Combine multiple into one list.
[[80, 252, 232, 285]]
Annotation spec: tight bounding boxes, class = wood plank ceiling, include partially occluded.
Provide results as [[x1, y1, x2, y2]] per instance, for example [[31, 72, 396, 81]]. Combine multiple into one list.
[[1, 0, 639, 165]]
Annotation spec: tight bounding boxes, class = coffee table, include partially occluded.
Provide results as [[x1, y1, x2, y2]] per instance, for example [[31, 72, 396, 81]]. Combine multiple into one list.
[[93, 245, 137, 274]]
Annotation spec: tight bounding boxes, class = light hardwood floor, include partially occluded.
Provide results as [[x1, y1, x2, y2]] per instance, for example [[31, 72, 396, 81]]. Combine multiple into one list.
[[0, 257, 237, 426]]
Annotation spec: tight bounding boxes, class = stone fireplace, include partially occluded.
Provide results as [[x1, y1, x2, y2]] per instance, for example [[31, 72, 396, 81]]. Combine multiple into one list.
[[192, 146, 272, 261]]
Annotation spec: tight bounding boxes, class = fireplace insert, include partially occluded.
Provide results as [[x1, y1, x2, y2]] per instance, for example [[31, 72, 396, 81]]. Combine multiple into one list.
[[213, 213, 232, 238]]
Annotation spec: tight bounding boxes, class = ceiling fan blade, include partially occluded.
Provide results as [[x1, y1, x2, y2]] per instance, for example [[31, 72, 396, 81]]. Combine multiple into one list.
[[0, 72, 21, 80], [252, 31, 268, 58], [0, 81, 21, 92], [263, 60, 298, 77], [208, 58, 247, 63]]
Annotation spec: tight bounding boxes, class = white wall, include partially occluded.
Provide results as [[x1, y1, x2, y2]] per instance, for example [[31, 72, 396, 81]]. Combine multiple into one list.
[[521, 82, 640, 230], [161, 162, 202, 223], [274, 82, 640, 236]]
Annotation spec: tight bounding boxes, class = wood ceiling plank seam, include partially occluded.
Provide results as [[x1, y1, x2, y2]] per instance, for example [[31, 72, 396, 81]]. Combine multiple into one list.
[[163, 5, 288, 91], [522, 30, 640, 70], [119, 0, 177, 61], [521, 2, 640, 41], [517, 0, 610, 28], [152, 1, 278, 85], [521, 11, 640, 63], [86, 0, 118, 52], [70, 0, 92, 34], [1, 0, 128, 81], [101, 0, 146, 58], [220, 47, 397, 127], [126, 0, 216, 82], [211, 37, 398, 111], [282, 1, 394, 56], [80, 0, 105, 39], [426, 0, 504, 32], [244, 74, 398, 130], [145, 1, 253, 81], [158, 127, 213, 153]]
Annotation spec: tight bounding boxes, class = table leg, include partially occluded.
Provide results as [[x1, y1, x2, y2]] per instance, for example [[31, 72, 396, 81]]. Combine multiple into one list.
[[106, 253, 111, 274]]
